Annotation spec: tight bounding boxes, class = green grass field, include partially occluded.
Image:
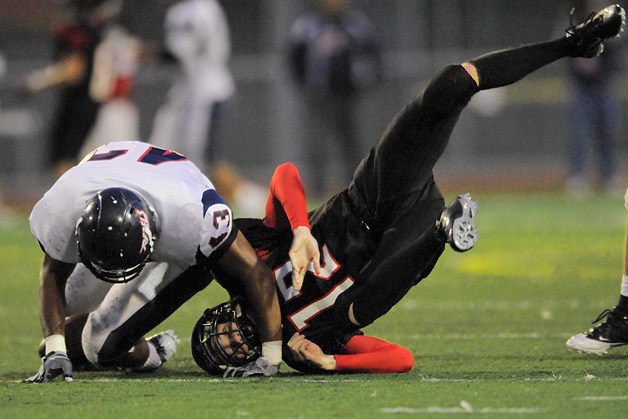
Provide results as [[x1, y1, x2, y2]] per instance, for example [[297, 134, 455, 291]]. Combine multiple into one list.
[[1, 192, 627, 418]]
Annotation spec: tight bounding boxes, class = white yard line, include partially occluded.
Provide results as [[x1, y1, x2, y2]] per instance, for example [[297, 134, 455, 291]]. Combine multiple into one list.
[[406, 332, 543, 340], [382, 401, 548, 414], [574, 396, 628, 401], [72, 376, 628, 384]]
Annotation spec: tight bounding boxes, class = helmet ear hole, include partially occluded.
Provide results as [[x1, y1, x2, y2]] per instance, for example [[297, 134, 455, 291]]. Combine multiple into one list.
[[76, 187, 158, 283]]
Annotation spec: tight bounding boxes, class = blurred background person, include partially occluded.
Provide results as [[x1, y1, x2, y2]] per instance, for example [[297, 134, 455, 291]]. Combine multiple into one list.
[[78, 19, 141, 156], [565, 0, 624, 198], [19, 0, 122, 178], [288, 0, 383, 198], [0, 48, 14, 225], [150, 0, 235, 172], [210, 160, 268, 218]]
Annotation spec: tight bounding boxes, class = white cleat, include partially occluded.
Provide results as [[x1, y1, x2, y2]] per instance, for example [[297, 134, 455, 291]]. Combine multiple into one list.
[[148, 329, 180, 363]]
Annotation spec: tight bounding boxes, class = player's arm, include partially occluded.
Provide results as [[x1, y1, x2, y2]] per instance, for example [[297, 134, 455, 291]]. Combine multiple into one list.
[[22, 52, 86, 93], [25, 254, 76, 383], [215, 231, 283, 370], [39, 255, 74, 339], [288, 333, 414, 374], [263, 162, 320, 290]]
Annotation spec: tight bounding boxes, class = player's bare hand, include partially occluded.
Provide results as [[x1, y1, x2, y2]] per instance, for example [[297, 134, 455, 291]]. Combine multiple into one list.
[[289, 226, 321, 291], [288, 333, 335, 370]]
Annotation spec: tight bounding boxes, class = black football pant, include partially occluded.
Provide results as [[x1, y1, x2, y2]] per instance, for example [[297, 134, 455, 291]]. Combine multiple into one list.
[[342, 38, 572, 327]]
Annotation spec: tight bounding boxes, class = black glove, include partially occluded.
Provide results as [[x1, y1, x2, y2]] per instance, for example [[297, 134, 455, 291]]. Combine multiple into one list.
[[223, 357, 279, 378], [24, 351, 74, 383]]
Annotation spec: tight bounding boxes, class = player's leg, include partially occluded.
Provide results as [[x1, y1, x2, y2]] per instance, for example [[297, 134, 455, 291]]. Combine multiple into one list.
[[351, 3, 625, 226], [467, 4, 625, 89], [593, 88, 619, 189], [79, 262, 211, 370], [349, 63, 477, 228], [340, 4, 626, 328], [47, 263, 146, 370], [566, 189, 628, 353], [337, 182, 477, 328], [334, 335, 414, 373], [566, 85, 593, 193], [64, 263, 113, 315]]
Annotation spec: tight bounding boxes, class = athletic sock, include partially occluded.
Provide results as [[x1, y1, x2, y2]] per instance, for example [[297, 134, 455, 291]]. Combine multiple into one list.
[[470, 39, 569, 90], [136, 341, 162, 371], [618, 275, 628, 312]]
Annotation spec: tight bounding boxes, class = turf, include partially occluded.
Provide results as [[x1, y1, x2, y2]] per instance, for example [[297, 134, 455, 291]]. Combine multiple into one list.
[[1, 192, 627, 418]]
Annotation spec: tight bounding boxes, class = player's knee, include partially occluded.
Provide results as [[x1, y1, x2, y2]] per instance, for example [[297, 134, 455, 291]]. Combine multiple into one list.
[[81, 337, 103, 365], [81, 321, 130, 366], [424, 65, 479, 110]]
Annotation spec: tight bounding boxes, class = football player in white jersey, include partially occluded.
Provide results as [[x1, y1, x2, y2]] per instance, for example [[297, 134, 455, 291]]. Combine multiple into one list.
[[25, 141, 281, 382]]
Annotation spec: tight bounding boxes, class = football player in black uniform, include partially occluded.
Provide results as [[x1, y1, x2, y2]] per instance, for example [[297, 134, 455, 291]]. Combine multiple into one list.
[[193, 5, 626, 375]]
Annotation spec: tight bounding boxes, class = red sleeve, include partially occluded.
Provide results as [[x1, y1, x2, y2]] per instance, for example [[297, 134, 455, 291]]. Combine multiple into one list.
[[262, 162, 310, 231], [333, 335, 414, 373]]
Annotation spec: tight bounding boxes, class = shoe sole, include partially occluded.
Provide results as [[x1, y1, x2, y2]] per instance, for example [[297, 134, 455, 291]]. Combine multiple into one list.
[[566, 333, 627, 354], [607, 5, 626, 38], [450, 195, 478, 252]]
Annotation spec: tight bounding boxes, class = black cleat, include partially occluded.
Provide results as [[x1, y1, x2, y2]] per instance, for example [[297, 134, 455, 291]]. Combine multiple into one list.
[[565, 4, 626, 58], [566, 306, 628, 354], [437, 193, 478, 252]]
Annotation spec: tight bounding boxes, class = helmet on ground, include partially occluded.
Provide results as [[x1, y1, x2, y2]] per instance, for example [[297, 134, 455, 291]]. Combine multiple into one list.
[[191, 298, 262, 375], [75, 187, 158, 283]]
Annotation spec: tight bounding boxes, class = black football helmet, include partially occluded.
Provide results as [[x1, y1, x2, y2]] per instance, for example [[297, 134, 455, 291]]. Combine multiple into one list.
[[191, 298, 262, 375], [75, 187, 158, 284]]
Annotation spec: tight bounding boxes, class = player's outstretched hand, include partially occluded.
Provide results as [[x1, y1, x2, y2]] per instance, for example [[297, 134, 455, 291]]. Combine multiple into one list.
[[24, 351, 74, 383], [222, 356, 278, 378], [288, 333, 336, 371], [289, 226, 321, 291]]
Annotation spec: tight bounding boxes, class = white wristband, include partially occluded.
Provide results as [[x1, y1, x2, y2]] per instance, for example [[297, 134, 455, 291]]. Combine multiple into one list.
[[262, 340, 283, 366], [44, 334, 67, 354]]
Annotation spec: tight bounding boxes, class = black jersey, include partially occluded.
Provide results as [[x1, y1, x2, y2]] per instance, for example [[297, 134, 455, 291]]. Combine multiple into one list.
[[213, 65, 480, 370], [213, 191, 374, 369], [49, 22, 102, 164]]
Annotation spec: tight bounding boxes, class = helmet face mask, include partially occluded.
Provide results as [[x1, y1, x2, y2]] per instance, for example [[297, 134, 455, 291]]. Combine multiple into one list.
[[191, 298, 262, 375], [75, 188, 158, 284]]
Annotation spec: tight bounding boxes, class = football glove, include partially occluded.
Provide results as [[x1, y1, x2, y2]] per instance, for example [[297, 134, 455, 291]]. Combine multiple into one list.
[[223, 356, 278, 378], [24, 351, 73, 383]]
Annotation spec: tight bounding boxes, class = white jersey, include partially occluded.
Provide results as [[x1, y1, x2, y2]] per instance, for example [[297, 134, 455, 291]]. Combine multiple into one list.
[[30, 141, 234, 270], [150, 0, 235, 169], [164, 0, 234, 102]]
